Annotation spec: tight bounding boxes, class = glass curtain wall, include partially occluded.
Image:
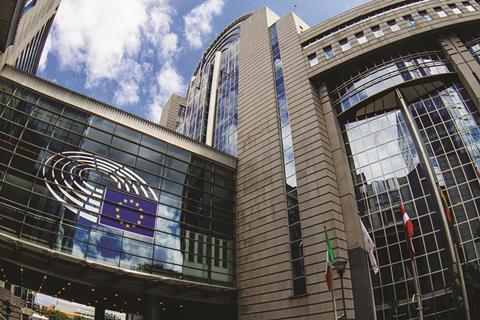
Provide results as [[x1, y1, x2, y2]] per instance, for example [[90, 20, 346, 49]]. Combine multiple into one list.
[[334, 49, 480, 319], [177, 26, 240, 157], [0, 79, 235, 286], [404, 81, 480, 263], [343, 109, 453, 319], [213, 36, 239, 156]]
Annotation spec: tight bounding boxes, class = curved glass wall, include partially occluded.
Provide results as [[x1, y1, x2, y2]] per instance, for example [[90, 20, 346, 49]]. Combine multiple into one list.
[[330, 51, 453, 116], [213, 36, 239, 156], [405, 81, 480, 263], [177, 26, 240, 157], [0, 79, 235, 286], [179, 61, 212, 142], [343, 109, 455, 319], [336, 50, 480, 318]]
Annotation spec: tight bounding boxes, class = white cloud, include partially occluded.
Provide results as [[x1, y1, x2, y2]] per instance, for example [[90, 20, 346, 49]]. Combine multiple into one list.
[[148, 62, 186, 122], [184, 0, 225, 49], [43, 0, 186, 115]]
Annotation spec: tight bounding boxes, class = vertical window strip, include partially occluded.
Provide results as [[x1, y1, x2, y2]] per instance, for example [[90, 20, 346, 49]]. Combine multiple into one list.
[[270, 24, 306, 296]]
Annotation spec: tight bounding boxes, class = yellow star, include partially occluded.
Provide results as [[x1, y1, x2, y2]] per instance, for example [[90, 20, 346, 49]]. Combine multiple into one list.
[[129, 199, 134, 204], [116, 214, 120, 219], [140, 215, 144, 219], [123, 199, 127, 203], [139, 208, 143, 212], [118, 202, 122, 206], [115, 208, 120, 212], [137, 220, 141, 225], [135, 203, 139, 207], [126, 224, 130, 228], [120, 221, 124, 225]]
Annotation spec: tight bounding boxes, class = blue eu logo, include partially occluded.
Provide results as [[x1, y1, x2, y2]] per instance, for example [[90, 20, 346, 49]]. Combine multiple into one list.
[[100, 188, 156, 237]]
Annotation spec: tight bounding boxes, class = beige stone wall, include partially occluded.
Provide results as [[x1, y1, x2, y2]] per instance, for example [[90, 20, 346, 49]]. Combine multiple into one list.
[[439, 32, 480, 110], [236, 7, 296, 320], [300, 0, 480, 79], [236, 7, 369, 319], [276, 13, 357, 319]]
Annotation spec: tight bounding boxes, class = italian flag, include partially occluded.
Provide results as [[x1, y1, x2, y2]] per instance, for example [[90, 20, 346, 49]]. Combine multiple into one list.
[[325, 228, 335, 290]]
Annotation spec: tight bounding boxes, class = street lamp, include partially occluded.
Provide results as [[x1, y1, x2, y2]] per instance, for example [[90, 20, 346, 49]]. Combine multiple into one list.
[[334, 258, 348, 320]]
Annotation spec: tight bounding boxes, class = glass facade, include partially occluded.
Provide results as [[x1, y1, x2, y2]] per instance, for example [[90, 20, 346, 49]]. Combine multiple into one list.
[[406, 82, 480, 263], [0, 78, 236, 286], [270, 24, 306, 296], [177, 26, 240, 157], [331, 51, 453, 115], [335, 49, 480, 319], [213, 35, 239, 156]]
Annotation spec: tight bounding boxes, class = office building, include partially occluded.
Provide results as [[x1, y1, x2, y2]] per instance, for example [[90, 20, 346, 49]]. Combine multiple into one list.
[[0, 65, 236, 319], [165, 1, 480, 319], [0, 0, 479, 319]]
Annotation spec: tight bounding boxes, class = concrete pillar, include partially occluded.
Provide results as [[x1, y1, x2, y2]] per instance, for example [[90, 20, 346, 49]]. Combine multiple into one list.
[[438, 33, 480, 110], [319, 83, 376, 320], [142, 296, 160, 320], [94, 303, 105, 320]]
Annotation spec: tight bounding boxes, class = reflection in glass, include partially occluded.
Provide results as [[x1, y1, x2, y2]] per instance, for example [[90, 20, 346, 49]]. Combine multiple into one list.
[[343, 107, 454, 318], [331, 51, 453, 115], [0, 78, 236, 286]]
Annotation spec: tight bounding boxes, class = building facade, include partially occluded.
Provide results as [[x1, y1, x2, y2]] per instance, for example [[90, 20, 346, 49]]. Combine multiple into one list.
[[0, 65, 237, 320], [0, 0, 480, 319], [163, 1, 480, 319], [0, 0, 61, 74]]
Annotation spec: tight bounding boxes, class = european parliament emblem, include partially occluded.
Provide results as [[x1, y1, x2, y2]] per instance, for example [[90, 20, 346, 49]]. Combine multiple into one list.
[[42, 151, 159, 233], [100, 188, 156, 237]]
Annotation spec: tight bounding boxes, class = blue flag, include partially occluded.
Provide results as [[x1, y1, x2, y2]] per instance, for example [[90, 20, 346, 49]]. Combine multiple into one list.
[[100, 188, 156, 237]]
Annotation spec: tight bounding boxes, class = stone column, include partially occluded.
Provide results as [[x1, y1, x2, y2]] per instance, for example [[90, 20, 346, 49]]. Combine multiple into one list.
[[438, 33, 480, 110]]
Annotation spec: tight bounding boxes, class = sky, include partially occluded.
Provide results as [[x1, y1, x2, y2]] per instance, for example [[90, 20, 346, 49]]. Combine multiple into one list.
[[38, 0, 369, 122]]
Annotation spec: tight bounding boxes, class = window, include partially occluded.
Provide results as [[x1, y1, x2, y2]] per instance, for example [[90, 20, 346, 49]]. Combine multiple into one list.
[[355, 31, 368, 44], [462, 1, 476, 11], [371, 25, 384, 38], [339, 38, 351, 52], [387, 20, 400, 31], [403, 15, 416, 26], [419, 10, 433, 21], [323, 46, 334, 59], [307, 53, 318, 67], [448, 4, 462, 14], [434, 7, 448, 17]]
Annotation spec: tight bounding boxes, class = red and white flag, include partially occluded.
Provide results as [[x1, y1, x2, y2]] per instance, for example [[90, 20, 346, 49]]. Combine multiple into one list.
[[400, 202, 415, 260]]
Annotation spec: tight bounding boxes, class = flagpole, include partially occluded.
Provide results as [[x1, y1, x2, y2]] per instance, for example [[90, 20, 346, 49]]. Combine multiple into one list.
[[395, 88, 470, 320], [324, 225, 338, 319], [411, 251, 424, 320], [365, 251, 378, 320], [331, 283, 338, 320]]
